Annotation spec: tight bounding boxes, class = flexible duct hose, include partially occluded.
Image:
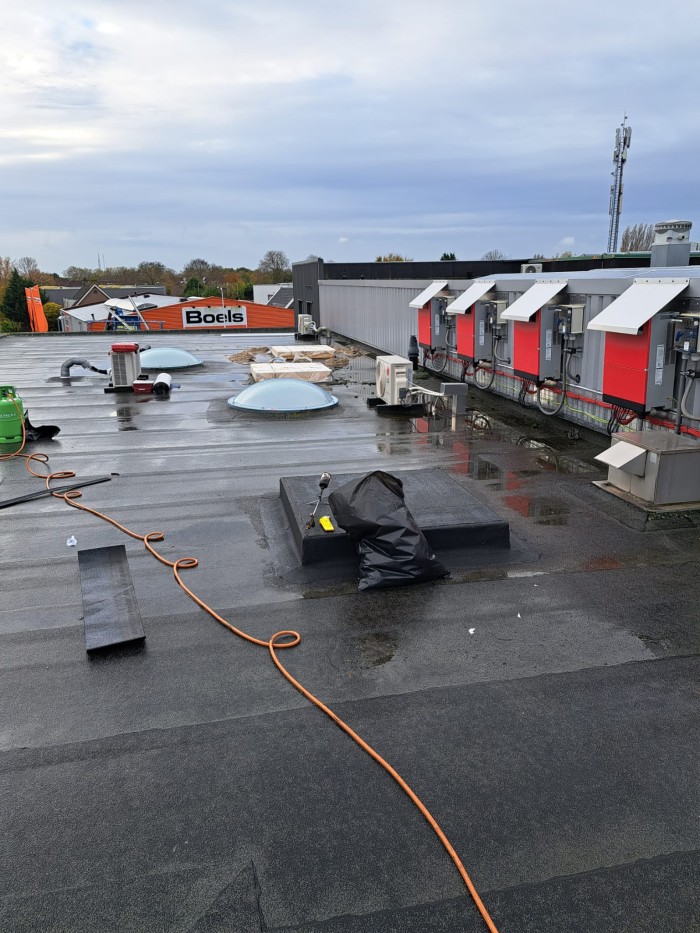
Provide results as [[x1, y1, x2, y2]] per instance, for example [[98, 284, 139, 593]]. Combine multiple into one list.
[[60, 358, 108, 377]]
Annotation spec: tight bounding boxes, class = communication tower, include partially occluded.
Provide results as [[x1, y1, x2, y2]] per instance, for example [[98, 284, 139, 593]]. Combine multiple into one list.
[[607, 116, 632, 253]]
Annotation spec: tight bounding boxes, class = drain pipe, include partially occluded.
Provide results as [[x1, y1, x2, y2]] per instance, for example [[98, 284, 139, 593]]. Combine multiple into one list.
[[408, 335, 419, 370], [674, 350, 688, 433], [60, 358, 108, 377], [678, 367, 700, 430]]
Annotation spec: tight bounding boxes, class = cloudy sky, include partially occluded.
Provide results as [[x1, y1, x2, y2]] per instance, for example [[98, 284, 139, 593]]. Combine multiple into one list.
[[2, 0, 699, 274]]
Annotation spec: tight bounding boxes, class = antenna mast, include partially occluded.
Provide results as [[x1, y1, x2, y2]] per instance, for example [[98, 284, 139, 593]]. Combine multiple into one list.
[[607, 115, 632, 253]]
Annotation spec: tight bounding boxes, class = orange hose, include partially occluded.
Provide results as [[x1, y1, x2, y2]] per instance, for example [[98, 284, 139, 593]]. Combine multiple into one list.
[[2, 404, 499, 932]]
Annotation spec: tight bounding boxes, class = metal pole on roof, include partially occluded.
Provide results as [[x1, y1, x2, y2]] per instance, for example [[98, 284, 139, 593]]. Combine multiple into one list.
[[128, 294, 151, 331], [607, 114, 631, 254]]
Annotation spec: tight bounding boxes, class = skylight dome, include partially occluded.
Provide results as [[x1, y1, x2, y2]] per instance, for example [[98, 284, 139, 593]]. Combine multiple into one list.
[[228, 378, 339, 412], [139, 348, 203, 369]]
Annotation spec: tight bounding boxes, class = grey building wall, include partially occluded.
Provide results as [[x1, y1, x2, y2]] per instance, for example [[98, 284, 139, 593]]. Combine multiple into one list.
[[292, 254, 675, 331], [318, 270, 700, 431], [320, 280, 415, 355], [292, 259, 324, 326], [320, 279, 467, 356]]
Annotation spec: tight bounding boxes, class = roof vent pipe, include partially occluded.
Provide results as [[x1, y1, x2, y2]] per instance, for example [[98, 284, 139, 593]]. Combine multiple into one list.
[[650, 219, 692, 267], [60, 358, 108, 377]]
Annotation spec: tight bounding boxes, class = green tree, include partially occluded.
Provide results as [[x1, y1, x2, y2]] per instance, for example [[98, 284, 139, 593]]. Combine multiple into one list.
[[257, 250, 291, 283], [43, 301, 62, 331], [183, 277, 203, 296], [440, 252, 456, 261], [375, 253, 413, 262], [1, 268, 32, 328], [0, 256, 13, 304], [228, 268, 254, 300]]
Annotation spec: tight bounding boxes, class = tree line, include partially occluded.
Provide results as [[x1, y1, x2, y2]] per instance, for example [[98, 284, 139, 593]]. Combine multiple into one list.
[[0, 251, 292, 331], [0, 227, 664, 330]]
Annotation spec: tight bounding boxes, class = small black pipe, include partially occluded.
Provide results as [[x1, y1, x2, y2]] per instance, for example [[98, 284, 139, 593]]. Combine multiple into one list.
[[0, 476, 112, 510]]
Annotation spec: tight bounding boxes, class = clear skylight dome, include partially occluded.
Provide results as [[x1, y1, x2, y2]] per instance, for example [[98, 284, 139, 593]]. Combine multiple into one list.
[[139, 348, 203, 369], [228, 378, 339, 412]]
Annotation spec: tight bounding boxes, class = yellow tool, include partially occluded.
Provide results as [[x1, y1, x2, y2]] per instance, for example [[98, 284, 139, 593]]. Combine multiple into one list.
[[306, 472, 332, 529], [319, 515, 335, 532]]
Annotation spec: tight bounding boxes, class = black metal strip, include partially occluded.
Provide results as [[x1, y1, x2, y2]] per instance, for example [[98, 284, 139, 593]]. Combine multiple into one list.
[[0, 476, 113, 510]]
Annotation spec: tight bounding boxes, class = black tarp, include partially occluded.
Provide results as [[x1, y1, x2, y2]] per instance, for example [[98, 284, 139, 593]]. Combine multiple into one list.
[[328, 470, 448, 591]]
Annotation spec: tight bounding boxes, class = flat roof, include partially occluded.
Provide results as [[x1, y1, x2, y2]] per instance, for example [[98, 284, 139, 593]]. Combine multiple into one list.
[[1, 331, 698, 932]]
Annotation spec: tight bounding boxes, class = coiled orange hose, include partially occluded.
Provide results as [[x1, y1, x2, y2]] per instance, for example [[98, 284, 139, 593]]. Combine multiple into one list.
[[2, 396, 499, 933]]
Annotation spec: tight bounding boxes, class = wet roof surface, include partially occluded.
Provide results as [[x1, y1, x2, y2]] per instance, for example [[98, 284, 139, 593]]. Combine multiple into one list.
[[1, 332, 699, 932]]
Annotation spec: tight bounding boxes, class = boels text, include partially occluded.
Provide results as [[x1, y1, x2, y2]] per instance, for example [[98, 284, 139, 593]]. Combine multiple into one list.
[[182, 307, 248, 328]]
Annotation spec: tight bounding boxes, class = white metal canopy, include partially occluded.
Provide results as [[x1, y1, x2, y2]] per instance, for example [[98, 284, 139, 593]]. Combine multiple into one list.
[[500, 280, 568, 322], [595, 441, 647, 476], [587, 278, 690, 335], [409, 281, 448, 308], [445, 281, 495, 314]]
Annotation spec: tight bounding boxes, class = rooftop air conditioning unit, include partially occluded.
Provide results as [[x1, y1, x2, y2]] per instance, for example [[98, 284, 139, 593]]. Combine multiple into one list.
[[297, 313, 314, 335], [109, 343, 141, 388], [521, 263, 543, 274], [376, 355, 411, 405]]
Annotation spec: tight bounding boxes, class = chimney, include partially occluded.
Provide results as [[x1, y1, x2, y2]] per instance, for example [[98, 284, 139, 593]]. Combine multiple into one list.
[[650, 219, 692, 267]]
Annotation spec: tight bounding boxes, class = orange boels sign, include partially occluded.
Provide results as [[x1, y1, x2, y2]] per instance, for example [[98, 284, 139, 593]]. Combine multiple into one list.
[[181, 306, 248, 328]]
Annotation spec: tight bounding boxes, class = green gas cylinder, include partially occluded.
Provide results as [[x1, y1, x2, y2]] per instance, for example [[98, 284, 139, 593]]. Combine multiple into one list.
[[0, 385, 25, 444]]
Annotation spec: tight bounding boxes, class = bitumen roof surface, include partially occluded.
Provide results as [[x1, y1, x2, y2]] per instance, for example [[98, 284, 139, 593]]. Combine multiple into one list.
[[1, 331, 698, 933]]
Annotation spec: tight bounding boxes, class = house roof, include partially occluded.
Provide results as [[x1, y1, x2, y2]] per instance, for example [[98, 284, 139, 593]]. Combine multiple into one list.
[[267, 285, 294, 308], [70, 285, 169, 308], [62, 301, 111, 322], [105, 294, 184, 312]]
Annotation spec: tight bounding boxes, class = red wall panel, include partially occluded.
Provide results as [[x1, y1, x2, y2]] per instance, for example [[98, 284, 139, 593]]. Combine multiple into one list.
[[602, 326, 652, 411], [512, 318, 541, 381], [418, 307, 432, 348], [456, 310, 475, 360]]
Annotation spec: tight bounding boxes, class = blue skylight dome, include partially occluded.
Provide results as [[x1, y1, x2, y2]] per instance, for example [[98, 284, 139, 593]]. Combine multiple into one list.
[[228, 378, 339, 412], [139, 347, 203, 369]]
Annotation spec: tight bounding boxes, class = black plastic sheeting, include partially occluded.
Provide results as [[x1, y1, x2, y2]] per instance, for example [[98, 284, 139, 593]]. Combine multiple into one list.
[[24, 414, 60, 442], [328, 470, 448, 591]]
